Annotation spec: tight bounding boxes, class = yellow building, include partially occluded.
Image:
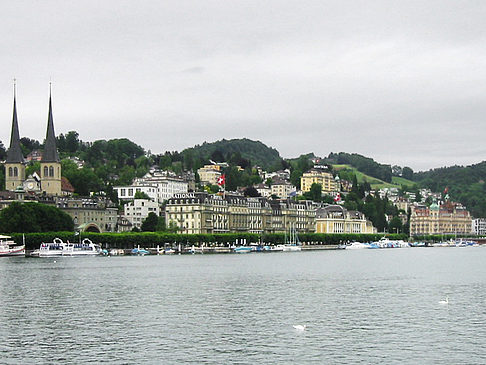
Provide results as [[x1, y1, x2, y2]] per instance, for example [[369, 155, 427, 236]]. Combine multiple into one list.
[[301, 167, 338, 194], [315, 205, 376, 234], [409, 202, 472, 236], [197, 165, 221, 185], [166, 193, 317, 235]]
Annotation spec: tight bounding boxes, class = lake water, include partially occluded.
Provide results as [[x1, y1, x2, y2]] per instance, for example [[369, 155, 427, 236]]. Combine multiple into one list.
[[1, 247, 485, 364]]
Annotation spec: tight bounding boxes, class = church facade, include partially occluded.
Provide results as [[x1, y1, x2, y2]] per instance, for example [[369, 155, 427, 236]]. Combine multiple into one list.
[[4, 87, 62, 196]]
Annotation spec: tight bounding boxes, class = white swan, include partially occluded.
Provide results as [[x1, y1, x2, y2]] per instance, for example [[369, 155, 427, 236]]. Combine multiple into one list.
[[439, 296, 449, 305], [293, 324, 306, 331]]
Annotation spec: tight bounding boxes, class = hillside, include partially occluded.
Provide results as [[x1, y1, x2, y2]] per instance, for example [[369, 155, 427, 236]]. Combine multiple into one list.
[[333, 164, 415, 189], [414, 161, 486, 217], [182, 138, 282, 170]]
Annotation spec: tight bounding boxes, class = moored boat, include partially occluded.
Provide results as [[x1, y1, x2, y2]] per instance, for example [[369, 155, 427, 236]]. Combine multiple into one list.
[[0, 235, 25, 257], [233, 246, 252, 253], [31, 238, 101, 257], [282, 244, 302, 252]]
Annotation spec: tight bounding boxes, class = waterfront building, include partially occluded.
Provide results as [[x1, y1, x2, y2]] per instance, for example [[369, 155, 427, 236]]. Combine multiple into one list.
[[409, 202, 472, 236], [300, 166, 338, 194], [315, 205, 376, 234], [56, 197, 118, 232], [123, 198, 160, 229], [166, 192, 317, 235], [472, 218, 486, 235]]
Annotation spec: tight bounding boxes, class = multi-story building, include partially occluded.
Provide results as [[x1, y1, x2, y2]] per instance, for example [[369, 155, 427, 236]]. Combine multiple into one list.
[[254, 183, 272, 198], [56, 197, 118, 233], [197, 165, 222, 185], [166, 192, 317, 235], [271, 178, 296, 199], [472, 218, 486, 235], [409, 202, 472, 236], [123, 199, 160, 229], [315, 205, 376, 234], [114, 170, 189, 204], [114, 184, 159, 202], [300, 167, 338, 194]]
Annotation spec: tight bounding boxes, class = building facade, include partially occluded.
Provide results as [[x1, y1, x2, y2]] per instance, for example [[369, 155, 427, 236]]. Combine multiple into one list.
[[123, 199, 160, 229], [472, 218, 486, 236], [301, 167, 338, 194], [56, 197, 118, 232], [409, 202, 472, 236], [315, 205, 376, 234], [197, 165, 221, 185], [165, 192, 318, 235]]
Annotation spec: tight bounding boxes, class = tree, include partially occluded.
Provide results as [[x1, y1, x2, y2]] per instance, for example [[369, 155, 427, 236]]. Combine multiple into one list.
[[140, 212, 159, 232], [134, 191, 150, 200], [402, 166, 414, 180], [65, 131, 80, 153], [309, 183, 322, 202], [243, 186, 260, 197], [388, 216, 403, 234], [0, 201, 74, 233]]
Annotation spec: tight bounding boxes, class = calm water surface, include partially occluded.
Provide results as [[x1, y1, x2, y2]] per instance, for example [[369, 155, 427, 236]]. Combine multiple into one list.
[[1, 248, 485, 364]]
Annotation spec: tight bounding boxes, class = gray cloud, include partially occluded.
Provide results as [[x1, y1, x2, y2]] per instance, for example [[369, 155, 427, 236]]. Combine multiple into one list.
[[1, 1, 486, 171]]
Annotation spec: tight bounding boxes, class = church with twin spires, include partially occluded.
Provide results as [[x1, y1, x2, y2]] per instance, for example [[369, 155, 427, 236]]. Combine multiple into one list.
[[4, 85, 62, 196]]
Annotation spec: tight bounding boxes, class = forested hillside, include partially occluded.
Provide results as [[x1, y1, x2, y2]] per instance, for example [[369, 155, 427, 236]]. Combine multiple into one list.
[[414, 162, 486, 217], [182, 138, 282, 171]]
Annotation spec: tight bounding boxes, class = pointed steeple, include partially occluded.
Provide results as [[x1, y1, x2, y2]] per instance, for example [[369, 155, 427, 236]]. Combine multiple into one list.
[[41, 84, 60, 162], [6, 80, 25, 163]]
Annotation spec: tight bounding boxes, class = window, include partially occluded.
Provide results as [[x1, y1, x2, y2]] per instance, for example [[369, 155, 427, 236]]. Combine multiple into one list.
[[44, 166, 48, 177], [49, 166, 54, 177], [8, 167, 12, 177], [121, 189, 126, 196]]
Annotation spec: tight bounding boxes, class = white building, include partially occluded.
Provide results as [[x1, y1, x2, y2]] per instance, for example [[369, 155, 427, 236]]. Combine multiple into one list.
[[114, 184, 159, 202], [473, 218, 486, 235], [271, 179, 296, 199], [123, 199, 160, 229], [115, 170, 189, 203]]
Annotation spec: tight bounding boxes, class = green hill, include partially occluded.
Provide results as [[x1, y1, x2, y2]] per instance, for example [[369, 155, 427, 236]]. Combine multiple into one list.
[[414, 161, 486, 217], [182, 138, 282, 170], [333, 164, 415, 189]]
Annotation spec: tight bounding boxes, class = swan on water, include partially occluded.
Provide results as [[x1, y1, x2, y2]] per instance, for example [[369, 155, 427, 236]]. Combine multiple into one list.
[[439, 296, 449, 304], [293, 325, 306, 331]]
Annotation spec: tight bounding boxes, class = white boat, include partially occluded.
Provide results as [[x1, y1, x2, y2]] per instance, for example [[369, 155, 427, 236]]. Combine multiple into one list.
[[0, 235, 25, 256], [346, 242, 371, 249], [31, 238, 101, 257], [63, 238, 102, 256], [282, 244, 302, 252]]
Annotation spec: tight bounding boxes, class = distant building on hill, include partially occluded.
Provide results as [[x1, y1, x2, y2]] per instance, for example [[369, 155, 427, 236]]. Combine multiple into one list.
[[300, 166, 338, 194], [197, 165, 221, 186]]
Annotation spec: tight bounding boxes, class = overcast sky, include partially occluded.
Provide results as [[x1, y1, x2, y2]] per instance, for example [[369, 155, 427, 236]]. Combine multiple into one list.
[[1, 1, 486, 171]]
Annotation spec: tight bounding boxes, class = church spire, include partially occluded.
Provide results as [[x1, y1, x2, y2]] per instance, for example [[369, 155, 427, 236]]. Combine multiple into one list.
[[6, 79, 25, 163], [41, 83, 60, 162]]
